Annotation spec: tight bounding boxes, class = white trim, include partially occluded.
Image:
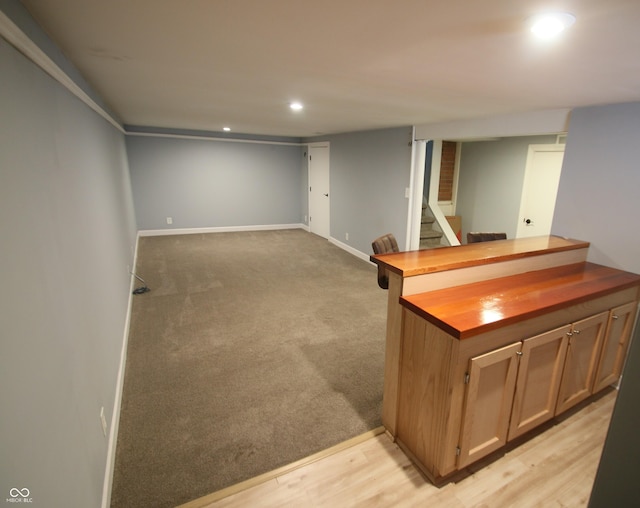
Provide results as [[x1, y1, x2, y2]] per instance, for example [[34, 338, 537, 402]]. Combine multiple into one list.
[[138, 225, 369, 262], [328, 237, 373, 264], [0, 10, 304, 148], [101, 235, 140, 508], [0, 10, 124, 133], [452, 141, 462, 214], [407, 136, 426, 251], [138, 223, 307, 237], [126, 131, 304, 147]]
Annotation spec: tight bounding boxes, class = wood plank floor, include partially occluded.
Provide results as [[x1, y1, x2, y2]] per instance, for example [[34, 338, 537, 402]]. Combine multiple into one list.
[[183, 389, 615, 508]]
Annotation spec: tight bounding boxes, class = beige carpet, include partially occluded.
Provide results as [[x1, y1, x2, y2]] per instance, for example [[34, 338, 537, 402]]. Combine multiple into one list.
[[110, 229, 387, 507]]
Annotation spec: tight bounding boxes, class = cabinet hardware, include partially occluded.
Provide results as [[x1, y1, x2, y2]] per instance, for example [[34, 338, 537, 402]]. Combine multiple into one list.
[[456, 447, 461, 456], [612, 314, 619, 320], [574, 329, 581, 334], [464, 373, 470, 384], [516, 351, 523, 356]]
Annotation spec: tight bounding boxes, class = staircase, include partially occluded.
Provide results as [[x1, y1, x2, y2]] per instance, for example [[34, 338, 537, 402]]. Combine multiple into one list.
[[420, 205, 444, 249]]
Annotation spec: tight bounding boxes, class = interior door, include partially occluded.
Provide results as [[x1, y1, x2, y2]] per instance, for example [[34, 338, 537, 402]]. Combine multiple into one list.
[[516, 144, 565, 238], [308, 143, 330, 239]]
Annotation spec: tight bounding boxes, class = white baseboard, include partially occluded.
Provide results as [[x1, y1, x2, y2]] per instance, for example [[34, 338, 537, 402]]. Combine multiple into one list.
[[101, 236, 140, 508], [137, 224, 374, 264], [138, 223, 307, 237], [329, 237, 373, 264]]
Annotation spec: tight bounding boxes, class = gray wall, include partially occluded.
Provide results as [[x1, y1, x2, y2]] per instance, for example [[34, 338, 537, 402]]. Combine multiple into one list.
[[0, 37, 137, 508], [306, 127, 413, 255], [456, 135, 558, 241], [127, 136, 304, 230], [553, 103, 640, 272], [550, 102, 640, 506], [127, 126, 412, 259]]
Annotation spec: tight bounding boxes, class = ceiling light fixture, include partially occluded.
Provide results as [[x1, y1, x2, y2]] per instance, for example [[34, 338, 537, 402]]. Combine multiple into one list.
[[529, 12, 576, 39], [223, 127, 231, 132], [290, 102, 304, 111]]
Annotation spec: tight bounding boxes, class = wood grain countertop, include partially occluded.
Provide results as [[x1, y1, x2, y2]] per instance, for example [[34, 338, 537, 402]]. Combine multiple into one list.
[[400, 262, 640, 340], [370, 236, 589, 277]]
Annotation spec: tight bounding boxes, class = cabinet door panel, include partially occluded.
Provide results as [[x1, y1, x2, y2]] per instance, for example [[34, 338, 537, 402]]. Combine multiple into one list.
[[555, 312, 608, 414], [458, 342, 521, 468], [593, 302, 638, 393], [508, 325, 570, 440]]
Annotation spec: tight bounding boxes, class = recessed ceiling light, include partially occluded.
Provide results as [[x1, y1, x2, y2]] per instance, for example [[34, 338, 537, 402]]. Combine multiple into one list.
[[290, 102, 304, 111], [223, 127, 231, 132], [530, 12, 576, 39]]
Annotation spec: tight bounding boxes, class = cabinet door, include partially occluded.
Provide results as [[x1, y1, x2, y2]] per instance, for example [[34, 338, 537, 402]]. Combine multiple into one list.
[[508, 325, 570, 441], [555, 311, 608, 414], [592, 302, 638, 393], [457, 342, 521, 468]]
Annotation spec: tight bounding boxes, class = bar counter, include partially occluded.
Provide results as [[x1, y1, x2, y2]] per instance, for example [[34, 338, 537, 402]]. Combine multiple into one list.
[[371, 235, 589, 277], [400, 261, 640, 340], [370, 235, 592, 435]]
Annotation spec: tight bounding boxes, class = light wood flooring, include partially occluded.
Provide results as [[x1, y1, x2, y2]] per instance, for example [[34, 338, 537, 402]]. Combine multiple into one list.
[[181, 389, 615, 508]]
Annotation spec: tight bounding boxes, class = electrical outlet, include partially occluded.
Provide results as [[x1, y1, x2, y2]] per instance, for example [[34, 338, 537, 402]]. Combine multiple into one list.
[[166, 217, 173, 225], [345, 233, 349, 241], [100, 407, 107, 437]]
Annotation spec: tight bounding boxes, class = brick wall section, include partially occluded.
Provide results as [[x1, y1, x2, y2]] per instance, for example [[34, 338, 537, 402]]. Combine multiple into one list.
[[438, 141, 457, 201]]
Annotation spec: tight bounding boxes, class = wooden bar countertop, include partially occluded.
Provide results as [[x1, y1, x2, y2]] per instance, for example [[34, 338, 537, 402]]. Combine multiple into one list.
[[370, 236, 589, 277], [400, 262, 640, 340]]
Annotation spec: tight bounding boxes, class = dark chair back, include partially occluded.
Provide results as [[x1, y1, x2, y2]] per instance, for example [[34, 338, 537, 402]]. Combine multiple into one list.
[[372, 233, 399, 289], [467, 232, 507, 243]]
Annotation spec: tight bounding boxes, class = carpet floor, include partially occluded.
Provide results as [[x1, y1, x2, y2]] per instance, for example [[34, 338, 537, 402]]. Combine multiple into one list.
[[110, 229, 387, 507]]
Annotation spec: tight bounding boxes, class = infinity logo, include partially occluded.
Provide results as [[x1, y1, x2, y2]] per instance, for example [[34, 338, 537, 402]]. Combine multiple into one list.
[[9, 488, 30, 498]]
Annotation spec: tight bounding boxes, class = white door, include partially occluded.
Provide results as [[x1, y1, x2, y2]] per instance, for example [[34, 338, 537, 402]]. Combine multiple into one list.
[[516, 144, 565, 238], [308, 143, 330, 239]]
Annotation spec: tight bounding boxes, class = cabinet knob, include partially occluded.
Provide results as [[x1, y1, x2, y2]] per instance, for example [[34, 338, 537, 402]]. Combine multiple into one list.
[[574, 329, 581, 335], [612, 314, 619, 320]]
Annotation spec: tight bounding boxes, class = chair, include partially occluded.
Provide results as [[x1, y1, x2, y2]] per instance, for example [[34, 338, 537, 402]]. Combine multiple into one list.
[[371, 233, 399, 289], [467, 232, 507, 244]]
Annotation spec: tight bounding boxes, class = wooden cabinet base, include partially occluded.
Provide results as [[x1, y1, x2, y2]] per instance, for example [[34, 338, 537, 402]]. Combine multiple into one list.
[[374, 239, 640, 484], [393, 287, 639, 483]]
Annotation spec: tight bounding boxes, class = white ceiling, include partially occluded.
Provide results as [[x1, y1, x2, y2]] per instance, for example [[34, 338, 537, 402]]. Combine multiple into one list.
[[20, 0, 640, 138]]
